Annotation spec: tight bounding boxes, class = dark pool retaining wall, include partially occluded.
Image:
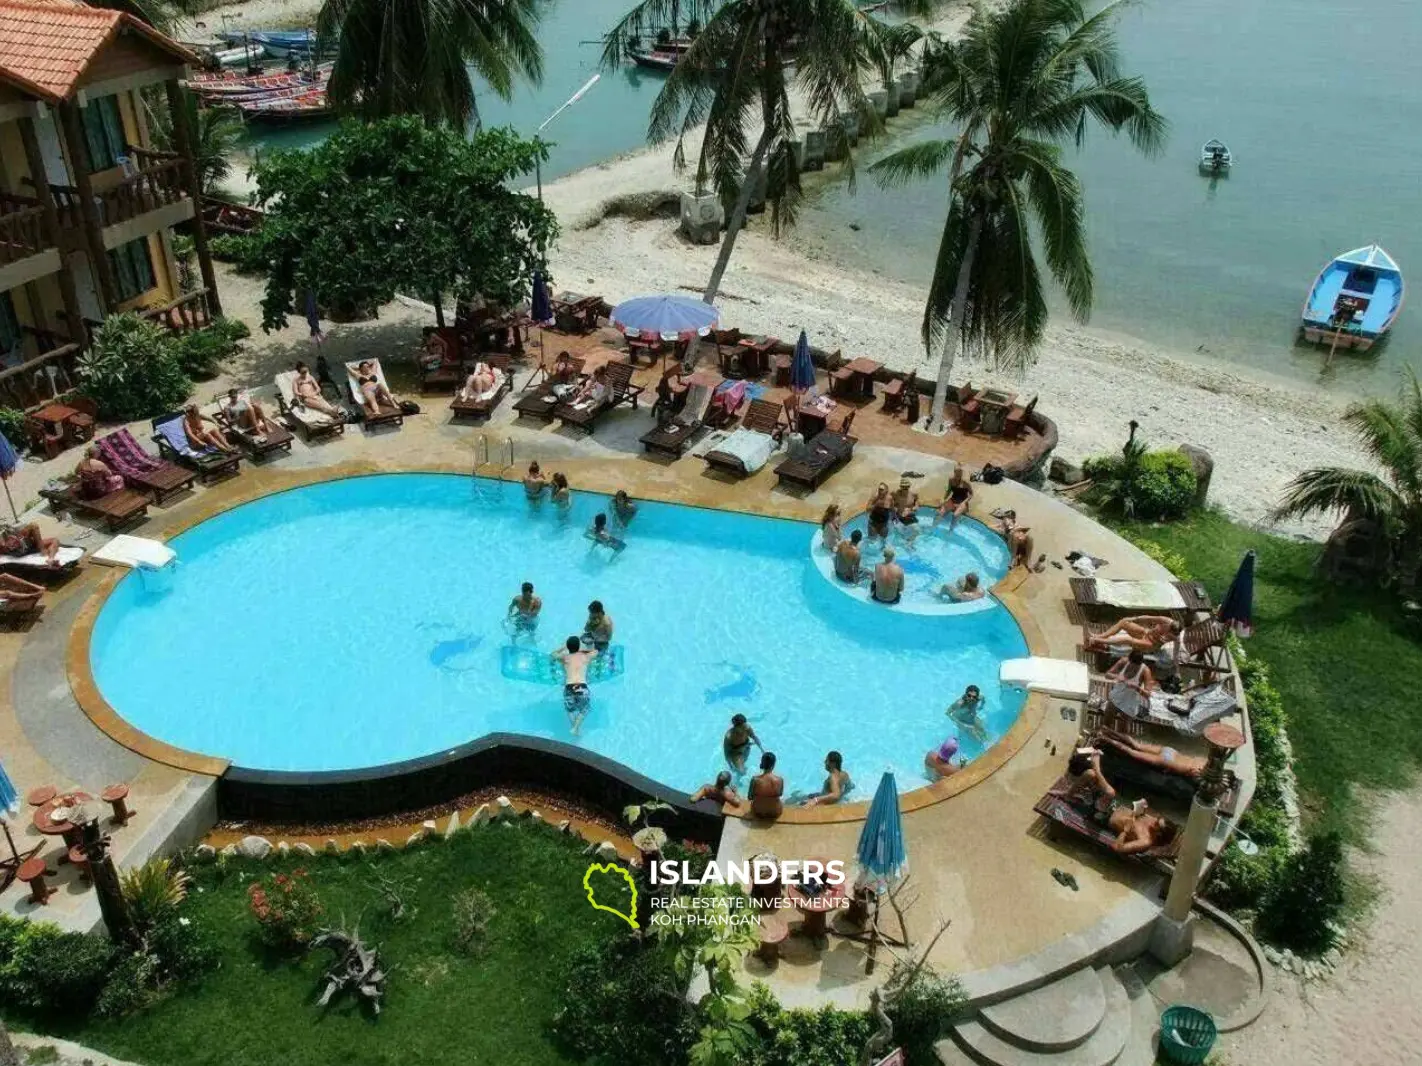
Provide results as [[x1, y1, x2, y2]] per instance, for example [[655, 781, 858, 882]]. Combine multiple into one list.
[[218, 732, 725, 846]]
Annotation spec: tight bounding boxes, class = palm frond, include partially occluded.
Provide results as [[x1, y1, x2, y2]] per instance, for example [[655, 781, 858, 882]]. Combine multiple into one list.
[[1270, 467, 1404, 526], [1340, 399, 1422, 501], [868, 138, 960, 188], [1015, 137, 1092, 319]]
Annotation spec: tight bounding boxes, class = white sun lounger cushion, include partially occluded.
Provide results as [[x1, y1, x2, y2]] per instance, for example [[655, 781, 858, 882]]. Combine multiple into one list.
[[0, 545, 85, 569], [712, 427, 776, 474], [275, 372, 339, 426], [1094, 579, 1186, 610], [1000, 657, 1090, 700], [92, 535, 175, 569]]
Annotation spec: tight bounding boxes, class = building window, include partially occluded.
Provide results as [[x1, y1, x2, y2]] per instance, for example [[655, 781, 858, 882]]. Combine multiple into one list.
[[81, 95, 127, 172], [0, 293, 21, 364], [108, 239, 156, 303]]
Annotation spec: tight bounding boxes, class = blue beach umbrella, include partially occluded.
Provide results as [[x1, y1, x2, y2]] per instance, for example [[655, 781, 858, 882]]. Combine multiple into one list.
[[0, 430, 21, 521], [855, 771, 908, 894], [0, 758, 17, 813], [790, 329, 816, 393], [609, 293, 720, 341], [531, 270, 553, 325], [1218, 549, 1256, 638]]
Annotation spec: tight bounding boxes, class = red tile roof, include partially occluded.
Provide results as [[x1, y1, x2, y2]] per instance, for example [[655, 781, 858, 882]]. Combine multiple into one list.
[[0, 0, 197, 102]]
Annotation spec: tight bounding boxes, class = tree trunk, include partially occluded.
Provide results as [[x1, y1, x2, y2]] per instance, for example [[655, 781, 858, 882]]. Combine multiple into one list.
[[0, 1020, 19, 1066], [433, 291, 446, 328], [702, 126, 774, 306], [927, 210, 983, 429]]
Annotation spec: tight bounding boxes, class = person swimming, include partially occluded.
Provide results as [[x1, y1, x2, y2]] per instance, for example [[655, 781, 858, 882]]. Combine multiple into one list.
[[582, 600, 615, 653], [556, 635, 598, 736], [940, 571, 984, 601], [523, 461, 548, 499], [586, 513, 626, 551], [612, 490, 638, 529], [948, 685, 987, 742], [925, 736, 961, 778], [722, 713, 763, 773]]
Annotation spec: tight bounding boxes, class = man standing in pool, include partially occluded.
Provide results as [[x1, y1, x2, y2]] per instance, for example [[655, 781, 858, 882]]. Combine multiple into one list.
[[523, 461, 548, 500], [892, 477, 921, 544], [556, 635, 598, 736], [582, 601, 615, 658], [508, 582, 542, 641]]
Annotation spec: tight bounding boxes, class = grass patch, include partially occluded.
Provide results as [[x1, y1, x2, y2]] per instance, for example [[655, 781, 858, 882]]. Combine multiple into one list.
[[1110, 508, 1422, 833], [18, 826, 618, 1066]]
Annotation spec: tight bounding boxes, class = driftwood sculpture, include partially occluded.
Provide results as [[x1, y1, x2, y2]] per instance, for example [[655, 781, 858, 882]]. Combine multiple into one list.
[[312, 925, 389, 1015]]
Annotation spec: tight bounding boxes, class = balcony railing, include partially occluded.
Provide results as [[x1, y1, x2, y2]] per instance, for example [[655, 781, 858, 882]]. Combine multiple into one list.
[[141, 289, 213, 336], [0, 192, 54, 267], [50, 147, 191, 232], [0, 329, 82, 411]]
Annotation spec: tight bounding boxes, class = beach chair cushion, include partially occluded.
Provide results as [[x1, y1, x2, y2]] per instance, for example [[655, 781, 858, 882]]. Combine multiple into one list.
[[275, 372, 341, 427], [347, 360, 398, 410], [1034, 777, 1182, 861], [92, 534, 175, 569], [1000, 657, 1090, 699], [0, 545, 84, 569], [154, 418, 214, 460], [708, 427, 776, 474]]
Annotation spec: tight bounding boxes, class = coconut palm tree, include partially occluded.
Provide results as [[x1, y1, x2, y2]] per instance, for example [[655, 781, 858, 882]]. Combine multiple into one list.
[[1272, 372, 1422, 588], [151, 88, 246, 197], [604, 0, 920, 304], [870, 0, 1165, 429], [318, 0, 543, 129]]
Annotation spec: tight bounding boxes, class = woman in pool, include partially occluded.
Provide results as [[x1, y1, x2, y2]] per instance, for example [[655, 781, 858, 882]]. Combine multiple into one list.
[[352, 360, 396, 416], [820, 504, 843, 551], [75, 447, 124, 500], [550, 473, 571, 510], [722, 713, 762, 773], [182, 404, 236, 452], [948, 685, 987, 742], [935, 465, 974, 528], [292, 361, 343, 418], [691, 771, 741, 807], [612, 490, 637, 528], [523, 461, 547, 499], [748, 751, 783, 820], [458, 360, 498, 401], [940, 571, 984, 601], [588, 514, 625, 551], [925, 736, 961, 778], [866, 483, 892, 541]]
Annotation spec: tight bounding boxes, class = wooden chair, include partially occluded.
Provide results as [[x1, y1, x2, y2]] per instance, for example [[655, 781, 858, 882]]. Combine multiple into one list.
[[26, 417, 64, 460], [419, 327, 465, 393], [1004, 395, 1038, 438], [839, 409, 856, 436], [830, 365, 855, 397], [881, 370, 915, 414], [781, 394, 799, 434], [555, 361, 644, 434], [956, 382, 982, 431], [772, 351, 793, 387]]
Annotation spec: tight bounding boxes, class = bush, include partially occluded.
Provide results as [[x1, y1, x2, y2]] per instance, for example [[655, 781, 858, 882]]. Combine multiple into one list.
[[146, 912, 221, 983], [1085, 448, 1197, 520], [451, 887, 496, 957], [0, 915, 115, 1014], [743, 982, 873, 1066], [95, 952, 160, 1018], [171, 317, 249, 379], [248, 868, 324, 952], [78, 313, 191, 421], [1206, 843, 1288, 913], [550, 937, 698, 1066], [208, 233, 263, 272], [1256, 831, 1347, 955], [121, 856, 192, 932], [1121, 535, 1192, 581], [884, 962, 967, 1064], [0, 406, 26, 444]]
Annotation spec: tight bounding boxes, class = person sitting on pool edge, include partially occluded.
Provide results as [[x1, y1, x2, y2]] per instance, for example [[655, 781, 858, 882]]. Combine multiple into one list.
[[523, 461, 547, 499], [582, 600, 615, 655], [934, 465, 973, 529], [612, 490, 638, 529], [835, 530, 864, 583], [949, 685, 988, 743], [587, 514, 626, 551], [723, 713, 763, 774], [802, 751, 853, 806], [940, 571, 984, 601], [556, 635, 598, 736], [748, 751, 784, 820], [691, 770, 742, 807], [508, 582, 542, 636], [998, 512, 1046, 571], [871, 547, 904, 604], [925, 736, 962, 779]]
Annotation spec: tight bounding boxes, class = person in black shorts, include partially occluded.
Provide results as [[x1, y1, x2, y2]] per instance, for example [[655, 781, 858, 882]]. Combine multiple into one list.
[[892, 477, 920, 543], [556, 635, 597, 736], [866, 483, 892, 541]]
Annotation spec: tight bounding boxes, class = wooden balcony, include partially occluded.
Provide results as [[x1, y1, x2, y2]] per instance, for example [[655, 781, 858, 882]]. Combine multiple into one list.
[[0, 328, 82, 411], [51, 146, 193, 240], [0, 192, 54, 267]]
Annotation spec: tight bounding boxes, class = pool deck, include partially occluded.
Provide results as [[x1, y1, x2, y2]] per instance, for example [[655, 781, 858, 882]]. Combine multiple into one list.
[[0, 322, 1251, 1006]]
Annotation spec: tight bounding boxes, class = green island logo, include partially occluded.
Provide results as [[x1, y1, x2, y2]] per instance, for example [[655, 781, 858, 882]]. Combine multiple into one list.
[[582, 861, 639, 929]]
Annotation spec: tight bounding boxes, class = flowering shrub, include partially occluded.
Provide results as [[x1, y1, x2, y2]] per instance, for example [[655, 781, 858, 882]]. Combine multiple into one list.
[[248, 869, 323, 951]]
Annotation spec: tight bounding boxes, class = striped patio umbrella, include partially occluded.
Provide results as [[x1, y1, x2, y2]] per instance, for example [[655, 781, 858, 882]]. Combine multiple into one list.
[[1218, 550, 1256, 637], [0, 758, 16, 813]]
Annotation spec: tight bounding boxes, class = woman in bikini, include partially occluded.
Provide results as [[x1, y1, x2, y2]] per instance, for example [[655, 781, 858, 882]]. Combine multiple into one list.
[[1098, 731, 1206, 778], [352, 360, 396, 416], [183, 404, 236, 452], [722, 713, 762, 773], [0, 522, 60, 565], [550, 473, 572, 510], [820, 504, 843, 551], [459, 361, 498, 401], [75, 447, 124, 500], [1105, 650, 1155, 718], [1086, 615, 1179, 653], [866, 483, 893, 541], [748, 751, 784, 820], [292, 362, 343, 418]]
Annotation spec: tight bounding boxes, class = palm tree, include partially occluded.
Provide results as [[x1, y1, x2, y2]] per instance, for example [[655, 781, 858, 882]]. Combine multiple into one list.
[[318, 0, 544, 129], [1272, 372, 1422, 588], [870, 0, 1165, 429], [604, 0, 918, 304], [88, 0, 190, 33], [151, 88, 246, 197]]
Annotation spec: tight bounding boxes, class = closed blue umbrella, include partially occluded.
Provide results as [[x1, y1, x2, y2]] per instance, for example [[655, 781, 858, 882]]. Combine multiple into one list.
[[790, 329, 816, 393], [303, 290, 323, 344], [0, 430, 21, 521], [0, 759, 16, 813], [1218, 550, 1255, 637], [531, 270, 553, 325], [610, 293, 720, 341], [855, 771, 907, 894]]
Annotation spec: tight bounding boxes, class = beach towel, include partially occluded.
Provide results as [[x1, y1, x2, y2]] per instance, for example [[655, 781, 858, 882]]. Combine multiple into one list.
[[0, 545, 84, 570], [155, 418, 213, 460], [1095, 579, 1187, 610], [275, 372, 339, 427], [710, 427, 776, 473], [98, 429, 162, 476], [346, 359, 396, 411], [712, 380, 748, 417]]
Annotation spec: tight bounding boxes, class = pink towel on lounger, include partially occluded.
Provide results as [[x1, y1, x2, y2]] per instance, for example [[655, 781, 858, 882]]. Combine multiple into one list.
[[97, 429, 162, 478], [713, 380, 747, 416]]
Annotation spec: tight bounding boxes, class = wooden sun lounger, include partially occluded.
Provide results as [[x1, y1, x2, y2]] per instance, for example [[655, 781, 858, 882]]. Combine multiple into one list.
[[274, 372, 346, 442], [213, 403, 295, 461], [41, 484, 149, 531], [514, 357, 586, 421], [152, 414, 242, 484], [97, 431, 195, 504], [449, 355, 512, 421], [1084, 728, 1240, 814], [1082, 617, 1232, 675], [555, 361, 643, 434], [774, 429, 857, 491], [420, 327, 466, 393], [640, 416, 705, 457], [1033, 775, 1183, 864], [346, 360, 405, 430], [703, 399, 784, 477], [1070, 577, 1211, 615]]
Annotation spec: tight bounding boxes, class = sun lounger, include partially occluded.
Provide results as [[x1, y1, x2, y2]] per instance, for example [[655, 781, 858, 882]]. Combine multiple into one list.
[[1083, 617, 1232, 676], [152, 415, 241, 483], [703, 399, 783, 477], [1034, 776, 1183, 863], [1086, 729, 1239, 812], [1088, 677, 1239, 736], [346, 359, 404, 429], [556, 361, 643, 434], [40, 482, 149, 531], [0, 587, 42, 621], [420, 327, 466, 393], [0, 544, 84, 574], [640, 381, 714, 457], [211, 399, 294, 461], [91, 534, 176, 569], [96, 429, 196, 504], [773, 428, 857, 491], [275, 371, 346, 441], [1071, 577, 1211, 615], [514, 356, 586, 421], [449, 355, 512, 421]]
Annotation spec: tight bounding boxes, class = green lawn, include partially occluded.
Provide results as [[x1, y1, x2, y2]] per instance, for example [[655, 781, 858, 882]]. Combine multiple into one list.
[[33, 825, 619, 1066], [1112, 509, 1422, 834]]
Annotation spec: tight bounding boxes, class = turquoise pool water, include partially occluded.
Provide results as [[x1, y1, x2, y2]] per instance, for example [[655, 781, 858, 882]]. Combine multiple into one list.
[[89, 474, 1029, 796]]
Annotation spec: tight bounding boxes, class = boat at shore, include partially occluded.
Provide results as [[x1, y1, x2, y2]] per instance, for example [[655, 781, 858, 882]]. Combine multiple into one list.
[[238, 90, 332, 123], [216, 29, 317, 60], [1198, 139, 1232, 174], [1300, 244, 1404, 352]]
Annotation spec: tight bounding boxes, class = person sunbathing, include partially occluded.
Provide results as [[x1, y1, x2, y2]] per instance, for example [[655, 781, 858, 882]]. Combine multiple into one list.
[[1066, 748, 1116, 803], [223, 388, 279, 438], [523, 461, 548, 499], [1106, 806, 1176, 855], [925, 736, 961, 778], [802, 751, 853, 806], [459, 361, 498, 401], [1087, 615, 1180, 652], [569, 366, 608, 408], [0, 572, 45, 604], [691, 771, 742, 807], [293, 361, 343, 418], [183, 405, 236, 452], [749, 751, 784, 820], [352, 360, 396, 415], [934, 465, 973, 528], [940, 571, 984, 601], [871, 547, 904, 604], [0, 523, 59, 566], [1099, 730, 1206, 778], [948, 685, 988, 742], [866, 483, 892, 541], [75, 448, 124, 500]]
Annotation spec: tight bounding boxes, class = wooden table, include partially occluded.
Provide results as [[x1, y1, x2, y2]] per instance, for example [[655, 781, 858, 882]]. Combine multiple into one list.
[[551, 291, 600, 334], [797, 398, 836, 438], [33, 790, 95, 855], [32, 402, 95, 447], [625, 335, 662, 366], [737, 335, 779, 378], [844, 357, 882, 401], [786, 877, 848, 939], [975, 387, 1018, 435]]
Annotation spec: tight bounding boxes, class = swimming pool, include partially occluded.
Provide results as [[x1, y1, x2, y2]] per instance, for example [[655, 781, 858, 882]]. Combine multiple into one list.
[[88, 474, 1030, 798]]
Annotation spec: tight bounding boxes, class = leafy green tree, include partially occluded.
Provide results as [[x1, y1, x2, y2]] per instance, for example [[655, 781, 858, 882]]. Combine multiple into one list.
[[604, 0, 919, 303], [150, 88, 246, 197], [1272, 370, 1422, 589], [78, 313, 191, 420], [318, 0, 544, 128], [248, 117, 556, 330], [871, 0, 1166, 428]]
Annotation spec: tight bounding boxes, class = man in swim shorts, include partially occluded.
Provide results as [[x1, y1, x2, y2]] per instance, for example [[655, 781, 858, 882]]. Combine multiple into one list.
[[508, 582, 542, 637], [835, 530, 865, 583], [556, 635, 598, 736], [582, 600, 614, 654], [871, 547, 904, 604], [802, 750, 853, 806], [722, 713, 762, 773]]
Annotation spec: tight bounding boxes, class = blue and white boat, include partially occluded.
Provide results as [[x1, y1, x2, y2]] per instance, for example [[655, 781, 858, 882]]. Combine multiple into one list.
[[1300, 244, 1404, 352], [217, 29, 317, 60]]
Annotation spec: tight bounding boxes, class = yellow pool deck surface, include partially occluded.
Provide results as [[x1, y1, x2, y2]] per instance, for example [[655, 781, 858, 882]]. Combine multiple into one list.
[[0, 326, 1252, 1007]]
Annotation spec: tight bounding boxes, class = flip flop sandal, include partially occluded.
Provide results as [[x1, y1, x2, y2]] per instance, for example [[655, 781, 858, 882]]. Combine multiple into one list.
[[1051, 868, 1067, 886], [1064, 872, 1080, 891]]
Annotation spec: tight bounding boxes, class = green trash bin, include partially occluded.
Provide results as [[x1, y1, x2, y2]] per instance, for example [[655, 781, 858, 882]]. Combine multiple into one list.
[[1158, 1004, 1217, 1065]]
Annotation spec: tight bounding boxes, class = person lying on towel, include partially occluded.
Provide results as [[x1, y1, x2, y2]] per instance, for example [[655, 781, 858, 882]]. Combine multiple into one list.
[[1098, 729, 1206, 779]]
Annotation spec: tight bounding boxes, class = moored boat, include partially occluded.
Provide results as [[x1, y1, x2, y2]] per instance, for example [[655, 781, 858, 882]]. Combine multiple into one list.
[[1300, 244, 1405, 352], [1198, 139, 1232, 174], [216, 29, 317, 60], [239, 90, 332, 123]]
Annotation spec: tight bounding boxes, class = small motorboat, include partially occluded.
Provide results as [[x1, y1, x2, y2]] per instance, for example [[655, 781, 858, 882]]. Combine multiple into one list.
[[630, 48, 679, 71], [1198, 139, 1232, 174], [1300, 244, 1405, 353]]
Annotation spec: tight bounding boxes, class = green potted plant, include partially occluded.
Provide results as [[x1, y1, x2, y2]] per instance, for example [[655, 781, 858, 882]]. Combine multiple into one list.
[[623, 799, 672, 866]]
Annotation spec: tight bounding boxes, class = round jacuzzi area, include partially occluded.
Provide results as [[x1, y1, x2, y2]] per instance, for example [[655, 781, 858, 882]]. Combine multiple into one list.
[[86, 474, 1031, 801]]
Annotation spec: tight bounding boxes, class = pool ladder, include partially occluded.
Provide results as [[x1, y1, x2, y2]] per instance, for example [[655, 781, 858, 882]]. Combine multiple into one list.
[[472, 435, 515, 503]]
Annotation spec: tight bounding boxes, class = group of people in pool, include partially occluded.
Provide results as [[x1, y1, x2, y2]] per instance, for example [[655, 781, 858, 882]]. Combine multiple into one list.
[[522, 461, 638, 547], [818, 466, 1041, 606], [508, 582, 617, 735], [689, 716, 855, 818]]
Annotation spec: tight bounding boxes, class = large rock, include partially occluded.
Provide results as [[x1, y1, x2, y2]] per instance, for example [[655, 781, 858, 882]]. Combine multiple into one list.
[[193, 843, 217, 863], [444, 811, 462, 838], [294, 842, 317, 857], [471, 803, 492, 827], [237, 835, 273, 860], [595, 841, 621, 862], [495, 796, 515, 820], [1177, 444, 1213, 509], [680, 192, 722, 246], [1049, 455, 1085, 485]]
